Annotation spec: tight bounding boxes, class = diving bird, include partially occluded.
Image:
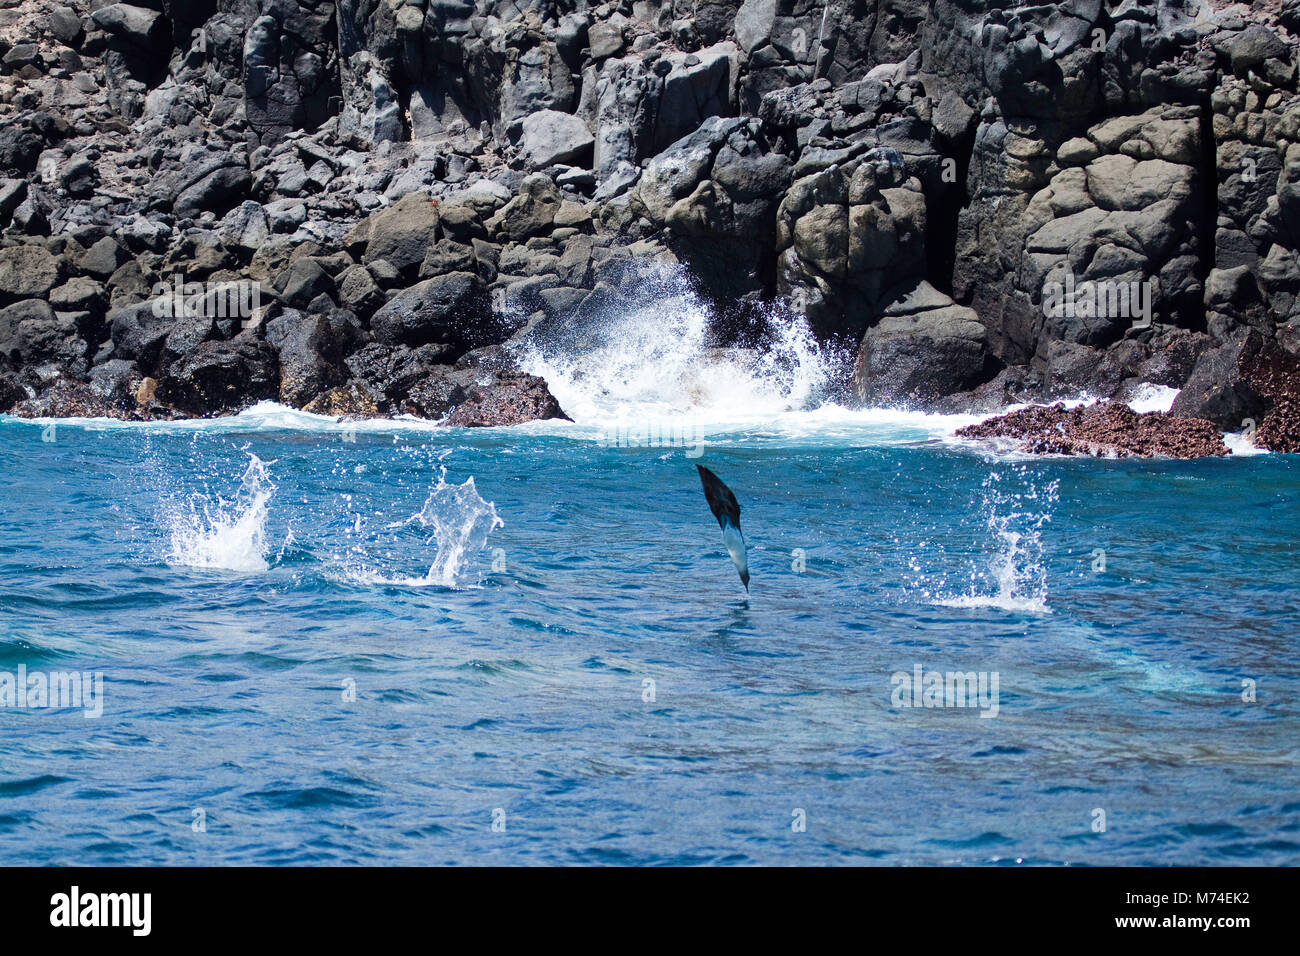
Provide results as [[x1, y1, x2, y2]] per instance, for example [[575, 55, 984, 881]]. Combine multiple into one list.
[[696, 464, 750, 591]]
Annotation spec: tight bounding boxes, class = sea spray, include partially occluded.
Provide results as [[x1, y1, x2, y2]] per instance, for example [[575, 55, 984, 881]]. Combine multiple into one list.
[[511, 262, 846, 427], [908, 464, 1059, 613], [335, 460, 503, 588], [163, 453, 275, 572], [416, 475, 504, 585]]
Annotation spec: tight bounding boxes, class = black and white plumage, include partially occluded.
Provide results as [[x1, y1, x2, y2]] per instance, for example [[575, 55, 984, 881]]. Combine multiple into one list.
[[696, 464, 749, 591]]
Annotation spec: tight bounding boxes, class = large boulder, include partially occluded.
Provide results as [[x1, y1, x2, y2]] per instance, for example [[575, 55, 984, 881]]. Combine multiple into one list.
[[853, 282, 993, 407], [164, 153, 254, 219], [90, 4, 168, 52], [346, 192, 442, 274], [493, 174, 563, 241], [442, 372, 570, 427], [0, 298, 85, 362], [369, 272, 496, 351], [1169, 330, 1269, 431], [518, 110, 595, 168], [265, 310, 359, 408], [0, 246, 60, 304], [342, 341, 456, 412], [157, 339, 280, 415]]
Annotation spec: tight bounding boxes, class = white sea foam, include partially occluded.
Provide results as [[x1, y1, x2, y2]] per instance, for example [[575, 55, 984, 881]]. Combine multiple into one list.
[[513, 264, 839, 425], [1225, 428, 1268, 456], [1126, 383, 1180, 414], [163, 454, 275, 572], [505, 263, 1004, 447]]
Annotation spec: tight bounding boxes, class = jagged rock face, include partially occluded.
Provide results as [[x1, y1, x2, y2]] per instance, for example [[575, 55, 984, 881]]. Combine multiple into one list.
[[441, 370, 571, 426], [242, 2, 342, 146], [0, 0, 1299, 436]]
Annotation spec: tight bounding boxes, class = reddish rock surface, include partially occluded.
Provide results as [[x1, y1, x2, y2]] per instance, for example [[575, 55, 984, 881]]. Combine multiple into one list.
[[956, 402, 1229, 458], [1242, 342, 1300, 453], [442, 372, 570, 427]]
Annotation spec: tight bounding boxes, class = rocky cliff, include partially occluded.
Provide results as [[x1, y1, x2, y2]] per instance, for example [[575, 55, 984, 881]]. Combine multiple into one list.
[[0, 0, 1297, 445]]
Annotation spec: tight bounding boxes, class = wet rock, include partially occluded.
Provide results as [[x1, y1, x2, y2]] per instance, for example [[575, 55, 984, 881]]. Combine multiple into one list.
[[1241, 340, 1300, 453], [1169, 330, 1269, 431], [9, 380, 124, 419], [157, 339, 281, 416], [442, 372, 570, 427], [957, 403, 1229, 459], [301, 382, 382, 419], [0, 373, 27, 413], [344, 341, 456, 411], [265, 310, 359, 408]]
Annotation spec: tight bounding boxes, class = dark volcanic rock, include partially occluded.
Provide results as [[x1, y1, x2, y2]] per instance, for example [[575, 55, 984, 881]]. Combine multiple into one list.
[[957, 403, 1229, 459], [346, 193, 441, 274], [0, 299, 87, 368], [265, 309, 360, 408], [853, 282, 994, 406], [343, 341, 457, 412], [442, 372, 570, 427], [0, 246, 60, 304], [370, 272, 495, 350], [1169, 333, 1269, 431], [0, 373, 27, 412], [9, 379, 130, 419], [0, 0, 1295, 428], [156, 339, 280, 416]]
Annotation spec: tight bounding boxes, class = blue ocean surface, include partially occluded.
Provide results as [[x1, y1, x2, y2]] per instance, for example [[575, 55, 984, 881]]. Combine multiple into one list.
[[1, 282, 1297, 866]]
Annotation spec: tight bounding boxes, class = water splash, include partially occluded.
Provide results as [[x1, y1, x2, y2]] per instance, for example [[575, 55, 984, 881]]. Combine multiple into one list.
[[912, 466, 1058, 614], [413, 474, 504, 586], [163, 454, 275, 572], [336, 465, 503, 588], [512, 262, 846, 427], [1126, 383, 1180, 414]]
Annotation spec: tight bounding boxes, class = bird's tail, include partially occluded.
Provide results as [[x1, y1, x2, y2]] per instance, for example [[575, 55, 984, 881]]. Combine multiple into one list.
[[721, 516, 750, 592]]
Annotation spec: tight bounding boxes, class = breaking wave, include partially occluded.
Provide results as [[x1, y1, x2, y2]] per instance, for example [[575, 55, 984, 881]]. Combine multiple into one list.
[[511, 263, 848, 429]]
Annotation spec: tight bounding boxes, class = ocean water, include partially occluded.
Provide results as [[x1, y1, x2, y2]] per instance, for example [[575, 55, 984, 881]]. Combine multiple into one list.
[[1, 272, 1298, 866]]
